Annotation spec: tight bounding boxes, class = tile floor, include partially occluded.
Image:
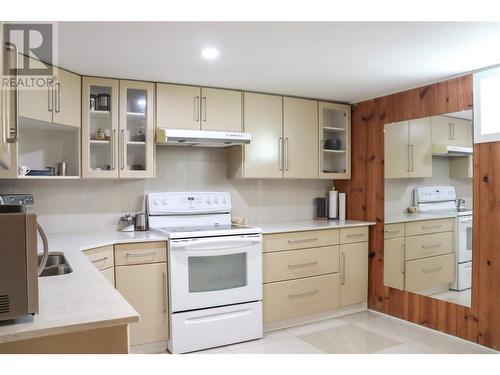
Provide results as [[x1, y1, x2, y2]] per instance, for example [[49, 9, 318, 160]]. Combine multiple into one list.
[[430, 289, 472, 308], [192, 310, 496, 354]]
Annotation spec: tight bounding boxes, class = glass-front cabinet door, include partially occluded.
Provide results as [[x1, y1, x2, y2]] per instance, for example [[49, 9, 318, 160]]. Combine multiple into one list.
[[82, 77, 119, 178], [119, 80, 155, 178]]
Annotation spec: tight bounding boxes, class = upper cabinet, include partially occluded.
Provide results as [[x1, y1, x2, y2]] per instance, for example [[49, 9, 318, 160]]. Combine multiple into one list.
[[18, 57, 81, 128], [228, 93, 324, 180], [431, 116, 471, 148], [318, 102, 351, 179], [283, 97, 318, 179], [384, 118, 432, 179], [156, 83, 242, 132], [82, 77, 155, 179]]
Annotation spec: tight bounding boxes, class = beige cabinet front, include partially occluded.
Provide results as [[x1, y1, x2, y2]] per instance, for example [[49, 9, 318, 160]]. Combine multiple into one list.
[[52, 67, 81, 128], [263, 229, 339, 253], [240, 92, 283, 178], [405, 253, 455, 293], [384, 237, 405, 290], [101, 267, 115, 287], [201, 87, 242, 132], [384, 121, 409, 179], [408, 118, 432, 178], [340, 242, 368, 306], [283, 97, 318, 179], [156, 83, 201, 130], [115, 262, 168, 346]]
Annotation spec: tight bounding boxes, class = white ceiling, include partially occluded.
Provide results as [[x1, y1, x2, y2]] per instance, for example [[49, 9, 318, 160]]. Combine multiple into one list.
[[57, 22, 500, 103]]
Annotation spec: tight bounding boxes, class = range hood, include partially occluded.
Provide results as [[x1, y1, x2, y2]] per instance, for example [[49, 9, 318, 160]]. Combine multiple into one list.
[[156, 128, 251, 147], [432, 144, 473, 157]]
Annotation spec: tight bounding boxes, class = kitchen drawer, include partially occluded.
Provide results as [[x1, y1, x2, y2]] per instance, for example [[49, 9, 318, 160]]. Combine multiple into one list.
[[101, 267, 115, 287], [405, 218, 455, 236], [115, 241, 167, 266], [405, 231, 454, 261], [83, 245, 114, 270], [263, 229, 339, 253], [263, 245, 339, 283], [263, 273, 340, 323], [405, 253, 455, 293], [340, 226, 369, 244], [384, 223, 405, 240]]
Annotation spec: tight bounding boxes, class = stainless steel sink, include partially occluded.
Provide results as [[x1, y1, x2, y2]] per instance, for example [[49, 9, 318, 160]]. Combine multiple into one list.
[[38, 252, 72, 277]]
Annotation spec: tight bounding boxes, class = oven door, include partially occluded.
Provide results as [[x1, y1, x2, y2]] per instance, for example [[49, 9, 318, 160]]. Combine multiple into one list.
[[169, 234, 262, 312], [457, 215, 473, 263]]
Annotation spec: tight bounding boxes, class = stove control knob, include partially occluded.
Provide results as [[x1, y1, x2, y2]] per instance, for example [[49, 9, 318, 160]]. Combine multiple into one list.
[[222, 197, 227, 204], [153, 199, 160, 206], [161, 199, 167, 206], [206, 198, 211, 204], [214, 197, 219, 204]]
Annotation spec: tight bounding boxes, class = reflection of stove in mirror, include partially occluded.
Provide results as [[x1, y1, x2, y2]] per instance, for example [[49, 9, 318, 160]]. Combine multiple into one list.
[[414, 186, 472, 307]]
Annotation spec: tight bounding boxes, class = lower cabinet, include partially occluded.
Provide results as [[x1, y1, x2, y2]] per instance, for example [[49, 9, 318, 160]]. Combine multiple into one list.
[[262, 226, 369, 325], [339, 242, 369, 307], [115, 262, 169, 346], [384, 237, 405, 290]]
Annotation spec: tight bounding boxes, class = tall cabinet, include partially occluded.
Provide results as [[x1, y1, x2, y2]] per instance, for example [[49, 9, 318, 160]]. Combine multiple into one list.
[[82, 77, 155, 179]]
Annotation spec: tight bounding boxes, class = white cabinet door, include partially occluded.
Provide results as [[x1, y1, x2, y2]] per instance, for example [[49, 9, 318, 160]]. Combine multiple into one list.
[[115, 262, 168, 346], [283, 97, 318, 179], [18, 56, 53, 123], [201, 87, 242, 132], [340, 242, 368, 307], [384, 238, 405, 290], [119, 80, 155, 179], [241, 92, 283, 178], [384, 121, 409, 179], [156, 83, 201, 130], [52, 67, 81, 128], [409, 118, 432, 178], [431, 116, 451, 145], [101, 267, 115, 287], [450, 118, 470, 147]]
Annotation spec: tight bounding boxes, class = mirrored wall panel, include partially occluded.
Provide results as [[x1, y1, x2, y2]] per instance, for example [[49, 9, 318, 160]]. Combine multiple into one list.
[[383, 110, 473, 307]]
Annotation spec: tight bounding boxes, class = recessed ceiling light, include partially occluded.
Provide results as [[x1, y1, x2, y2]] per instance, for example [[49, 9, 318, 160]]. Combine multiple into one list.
[[201, 47, 219, 60]]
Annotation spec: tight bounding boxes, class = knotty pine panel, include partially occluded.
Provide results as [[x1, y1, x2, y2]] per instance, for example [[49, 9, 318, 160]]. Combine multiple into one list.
[[337, 74, 500, 348]]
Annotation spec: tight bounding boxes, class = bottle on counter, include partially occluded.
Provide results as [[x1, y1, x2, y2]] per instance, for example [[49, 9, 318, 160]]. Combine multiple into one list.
[[328, 183, 338, 219]]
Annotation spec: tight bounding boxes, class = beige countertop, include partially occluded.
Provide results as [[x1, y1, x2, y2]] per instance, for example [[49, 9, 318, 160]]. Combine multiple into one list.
[[253, 219, 376, 234], [0, 231, 168, 344], [384, 211, 460, 224]]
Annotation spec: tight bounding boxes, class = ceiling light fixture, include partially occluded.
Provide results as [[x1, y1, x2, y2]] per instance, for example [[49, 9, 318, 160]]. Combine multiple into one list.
[[201, 47, 220, 60]]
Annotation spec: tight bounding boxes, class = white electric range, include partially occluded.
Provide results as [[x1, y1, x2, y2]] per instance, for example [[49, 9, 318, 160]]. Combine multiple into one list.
[[414, 186, 472, 291], [146, 192, 263, 354]]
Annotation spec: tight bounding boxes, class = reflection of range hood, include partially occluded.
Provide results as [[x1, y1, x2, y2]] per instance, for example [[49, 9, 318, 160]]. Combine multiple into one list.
[[432, 144, 473, 157], [156, 128, 251, 147]]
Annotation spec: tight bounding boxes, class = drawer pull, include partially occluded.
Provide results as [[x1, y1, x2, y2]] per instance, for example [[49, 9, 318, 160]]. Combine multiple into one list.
[[385, 230, 401, 235], [400, 244, 405, 274], [421, 243, 442, 250], [421, 225, 442, 230], [287, 261, 318, 269], [91, 256, 108, 264], [287, 238, 318, 245], [346, 233, 365, 238], [126, 251, 156, 258], [288, 290, 319, 299], [422, 266, 443, 274], [341, 252, 346, 285]]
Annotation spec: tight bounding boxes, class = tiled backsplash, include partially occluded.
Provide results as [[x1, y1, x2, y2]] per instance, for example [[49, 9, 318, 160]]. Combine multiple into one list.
[[0, 147, 332, 233], [385, 157, 473, 215]]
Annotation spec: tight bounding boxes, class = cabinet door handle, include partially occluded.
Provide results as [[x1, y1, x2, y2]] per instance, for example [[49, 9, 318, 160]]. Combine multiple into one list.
[[406, 145, 411, 172], [400, 244, 405, 274], [55, 82, 61, 113], [162, 272, 168, 313], [421, 243, 442, 250], [341, 252, 346, 285], [385, 230, 401, 235], [5, 42, 19, 143], [422, 266, 442, 274], [284, 137, 289, 171], [120, 129, 125, 170], [202, 96, 207, 122], [410, 144, 414, 172], [288, 290, 319, 299], [452, 123, 455, 140], [194, 96, 200, 122], [287, 237, 318, 245], [448, 123, 453, 141], [111, 129, 117, 170], [278, 137, 283, 171], [91, 256, 108, 265], [287, 261, 318, 269], [47, 80, 53, 113]]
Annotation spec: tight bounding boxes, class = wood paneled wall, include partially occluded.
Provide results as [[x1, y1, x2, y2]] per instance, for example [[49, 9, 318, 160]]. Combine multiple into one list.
[[337, 75, 500, 350]]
